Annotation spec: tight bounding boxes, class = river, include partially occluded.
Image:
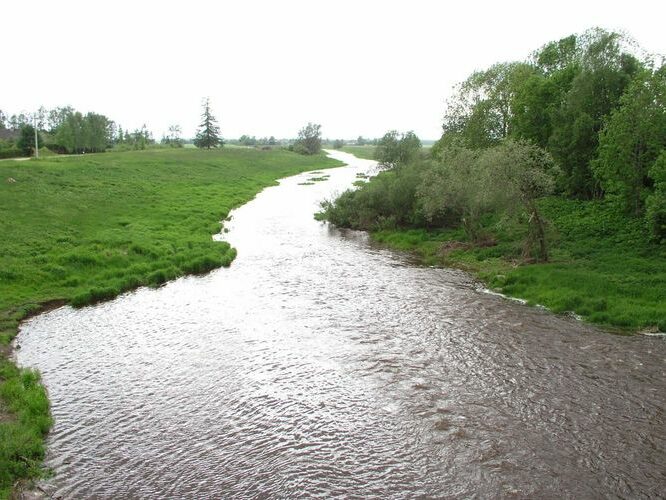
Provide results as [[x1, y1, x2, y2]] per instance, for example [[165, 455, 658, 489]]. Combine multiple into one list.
[[15, 151, 666, 498]]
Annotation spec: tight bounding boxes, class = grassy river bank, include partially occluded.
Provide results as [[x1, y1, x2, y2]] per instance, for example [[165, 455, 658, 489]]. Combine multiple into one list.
[[0, 147, 341, 497], [369, 196, 666, 333]]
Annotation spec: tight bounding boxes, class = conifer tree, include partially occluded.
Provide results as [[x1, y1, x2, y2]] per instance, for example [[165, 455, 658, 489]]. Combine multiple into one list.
[[194, 97, 222, 149]]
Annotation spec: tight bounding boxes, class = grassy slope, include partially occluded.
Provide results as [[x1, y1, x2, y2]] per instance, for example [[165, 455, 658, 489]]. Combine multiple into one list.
[[372, 197, 666, 333], [0, 147, 341, 497]]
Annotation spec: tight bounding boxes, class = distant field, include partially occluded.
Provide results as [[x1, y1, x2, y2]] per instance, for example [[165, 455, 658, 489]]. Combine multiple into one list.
[[0, 147, 341, 497], [340, 145, 376, 160]]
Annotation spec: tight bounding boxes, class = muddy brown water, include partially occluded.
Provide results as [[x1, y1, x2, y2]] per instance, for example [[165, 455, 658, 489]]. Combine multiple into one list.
[[15, 151, 666, 498]]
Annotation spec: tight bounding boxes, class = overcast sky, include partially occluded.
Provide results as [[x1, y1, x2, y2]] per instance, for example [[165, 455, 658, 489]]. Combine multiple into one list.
[[3, 0, 665, 140]]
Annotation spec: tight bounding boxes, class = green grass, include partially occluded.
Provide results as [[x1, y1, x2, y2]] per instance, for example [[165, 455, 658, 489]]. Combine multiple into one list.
[[340, 145, 376, 160], [0, 147, 341, 496], [371, 198, 666, 333]]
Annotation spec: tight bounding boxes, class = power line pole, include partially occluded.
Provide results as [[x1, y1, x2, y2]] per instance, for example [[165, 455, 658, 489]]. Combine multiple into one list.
[[34, 116, 39, 159]]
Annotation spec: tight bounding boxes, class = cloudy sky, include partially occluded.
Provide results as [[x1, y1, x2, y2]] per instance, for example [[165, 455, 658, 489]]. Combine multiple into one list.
[[3, 0, 665, 140]]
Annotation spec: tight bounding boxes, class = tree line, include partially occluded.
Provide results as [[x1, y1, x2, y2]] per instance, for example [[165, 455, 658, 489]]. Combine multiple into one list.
[[0, 106, 158, 157], [320, 28, 666, 258], [1, 97, 344, 158]]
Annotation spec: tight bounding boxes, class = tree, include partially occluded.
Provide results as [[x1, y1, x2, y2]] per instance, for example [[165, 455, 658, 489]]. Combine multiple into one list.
[[194, 97, 222, 149], [52, 110, 111, 153], [547, 29, 643, 198], [17, 124, 40, 156], [375, 130, 421, 168], [646, 152, 666, 242], [356, 136, 366, 146], [162, 124, 184, 147], [437, 62, 537, 150], [420, 140, 558, 260], [293, 122, 321, 155], [332, 139, 344, 149], [594, 67, 666, 214], [486, 140, 559, 261]]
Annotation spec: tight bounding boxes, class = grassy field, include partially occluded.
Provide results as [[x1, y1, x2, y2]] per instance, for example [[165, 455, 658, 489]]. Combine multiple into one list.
[[371, 197, 666, 333], [340, 145, 376, 160], [0, 147, 341, 497]]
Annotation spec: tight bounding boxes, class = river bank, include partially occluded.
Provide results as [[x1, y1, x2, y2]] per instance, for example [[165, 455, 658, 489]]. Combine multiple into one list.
[[366, 195, 666, 333], [0, 148, 342, 497]]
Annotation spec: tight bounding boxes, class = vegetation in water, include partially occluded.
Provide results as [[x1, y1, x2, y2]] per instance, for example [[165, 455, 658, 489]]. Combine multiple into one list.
[[0, 147, 341, 496]]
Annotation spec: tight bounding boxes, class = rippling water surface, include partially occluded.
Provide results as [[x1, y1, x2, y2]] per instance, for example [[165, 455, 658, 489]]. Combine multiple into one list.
[[16, 151, 666, 498]]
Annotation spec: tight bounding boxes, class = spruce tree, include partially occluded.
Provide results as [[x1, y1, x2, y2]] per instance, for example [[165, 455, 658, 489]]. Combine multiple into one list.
[[194, 97, 222, 149]]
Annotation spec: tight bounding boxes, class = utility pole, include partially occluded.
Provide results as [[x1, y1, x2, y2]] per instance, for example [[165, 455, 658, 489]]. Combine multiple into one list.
[[34, 116, 39, 159]]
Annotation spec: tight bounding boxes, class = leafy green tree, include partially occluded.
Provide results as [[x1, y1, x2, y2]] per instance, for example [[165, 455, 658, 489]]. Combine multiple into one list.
[[548, 29, 643, 198], [419, 144, 488, 240], [420, 140, 558, 260], [293, 122, 321, 155], [332, 139, 344, 149], [356, 136, 366, 146], [375, 130, 421, 168], [485, 140, 559, 261], [646, 152, 666, 242], [47, 106, 74, 133], [194, 98, 222, 149], [17, 124, 40, 156], [52, 110, 112, 153], [594, 67, 666, 214], [438, 62, 537, 149], [268, 136, 277, 146]]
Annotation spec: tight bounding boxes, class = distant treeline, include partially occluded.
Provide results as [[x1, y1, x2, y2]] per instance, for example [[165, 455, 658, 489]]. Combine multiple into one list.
[[0, 107, 157, 157]]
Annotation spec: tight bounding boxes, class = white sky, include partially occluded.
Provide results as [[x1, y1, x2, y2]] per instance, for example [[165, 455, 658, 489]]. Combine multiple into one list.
[[2, 0, 665, 140]]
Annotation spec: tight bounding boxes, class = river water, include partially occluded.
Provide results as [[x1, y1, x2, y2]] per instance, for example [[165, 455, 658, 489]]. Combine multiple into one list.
[[16, 151, 666, 498]]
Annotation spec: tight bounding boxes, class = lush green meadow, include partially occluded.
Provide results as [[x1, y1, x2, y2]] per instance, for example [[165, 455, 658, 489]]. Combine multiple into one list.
[[0, 147, 341, 496], [371, 197, 666, 333]]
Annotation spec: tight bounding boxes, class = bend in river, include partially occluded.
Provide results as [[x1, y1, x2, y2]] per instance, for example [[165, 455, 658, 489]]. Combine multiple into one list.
[[16, 151, 666, 498]]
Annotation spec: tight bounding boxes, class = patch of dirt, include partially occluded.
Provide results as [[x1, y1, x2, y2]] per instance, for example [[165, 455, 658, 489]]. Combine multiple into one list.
[[438, 241, 472, 256]]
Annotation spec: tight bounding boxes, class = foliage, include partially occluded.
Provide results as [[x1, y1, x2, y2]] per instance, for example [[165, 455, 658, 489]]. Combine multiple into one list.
[[237, 135, 277, 147], [293, 123, 321, 155], [161, 125, 184, 148], [421, 140, 558, 260], [0, 148, 23, 160], [53, 111, 113, 153], [375, 130, 421, 168], [194, 98, 222, 149], [435, 28, 648, 200], [646, 151, 666, 242], [320, 163, 427, 231], [332, 139, 344, 149], [438, 62, 537, 149], [16, 125, 40, 156], [594, 67, 666, 215]]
